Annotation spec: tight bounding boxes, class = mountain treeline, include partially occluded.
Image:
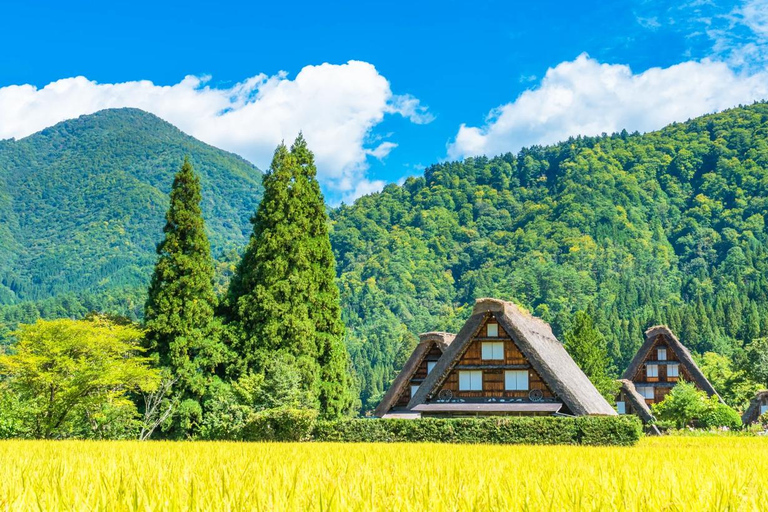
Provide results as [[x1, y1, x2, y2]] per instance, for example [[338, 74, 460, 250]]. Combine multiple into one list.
[[332, 103, 768, 410], [2, 104, 768, 413]]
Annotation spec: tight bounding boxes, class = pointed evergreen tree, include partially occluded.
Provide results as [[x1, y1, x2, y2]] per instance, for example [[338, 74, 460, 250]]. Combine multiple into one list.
[[145, 157, 219, 397], [564, 311, 618, 401], [226, 136, 352, 417]]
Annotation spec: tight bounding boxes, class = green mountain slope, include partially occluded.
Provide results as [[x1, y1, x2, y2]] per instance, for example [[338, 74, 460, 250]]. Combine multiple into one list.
[[0, 108, 262, 305], [331, 103, 768, 409]]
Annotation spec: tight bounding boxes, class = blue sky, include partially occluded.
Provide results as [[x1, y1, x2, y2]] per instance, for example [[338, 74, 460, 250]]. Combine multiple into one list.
[[1, 0, 768, 202]]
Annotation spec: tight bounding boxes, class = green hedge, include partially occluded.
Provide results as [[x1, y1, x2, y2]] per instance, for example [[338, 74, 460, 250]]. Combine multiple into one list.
[[312, 416, 642, 446]]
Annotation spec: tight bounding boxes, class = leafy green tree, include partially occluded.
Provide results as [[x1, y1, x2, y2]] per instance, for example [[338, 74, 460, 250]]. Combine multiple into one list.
[[563, 311, 618, 401], [0, 317, 159, 439], [698, 351, 761, 410], [144, 157, 221, 397], [227, 136, 352, 417], [741, 337, 768, 387]]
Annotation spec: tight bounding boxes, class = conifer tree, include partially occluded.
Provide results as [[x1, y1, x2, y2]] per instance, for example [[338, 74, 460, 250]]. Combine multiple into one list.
[[227, 136, 352, 417], [564, 311, 618, 401], [145, 157, 219, 397]]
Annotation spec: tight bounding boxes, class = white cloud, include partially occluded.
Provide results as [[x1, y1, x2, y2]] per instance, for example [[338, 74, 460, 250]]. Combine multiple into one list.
[[448, 53, 768, 160], [0, 61, 430, 201]]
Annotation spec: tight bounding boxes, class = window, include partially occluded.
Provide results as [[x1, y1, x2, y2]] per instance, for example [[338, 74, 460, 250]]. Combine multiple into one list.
[[427, 361, 437, 374], [617, 401, 626, 414], [637, 386, 654, 400], [761, 405, 768, 415], [657, 348, 667, 361], [667, 364, 679, 378], [481, 341, 504, 360], [459, 371, 483, 391], [647, 364, 659, 378], [486, 323, 499, 337], [504, 370, 529, 391], [411, 385, 419, 397]]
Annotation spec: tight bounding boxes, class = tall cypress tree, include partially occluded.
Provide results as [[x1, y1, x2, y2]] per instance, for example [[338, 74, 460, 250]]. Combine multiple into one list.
[[227, 136, 352, 417], [145, 157, 218, 397], [563, 311, 618, 402]]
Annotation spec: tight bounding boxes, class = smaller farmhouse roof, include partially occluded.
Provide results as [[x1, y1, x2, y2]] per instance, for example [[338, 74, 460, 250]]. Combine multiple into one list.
[[408, 298, 617, 416], [618, 379, 655, 423], [622, 325, 721, 400], [373, 331, 455, 417], [742, 390, 768, 425]]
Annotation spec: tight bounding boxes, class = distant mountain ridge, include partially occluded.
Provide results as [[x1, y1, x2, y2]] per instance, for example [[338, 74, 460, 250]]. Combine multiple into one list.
[[0, 108, 263, 304]]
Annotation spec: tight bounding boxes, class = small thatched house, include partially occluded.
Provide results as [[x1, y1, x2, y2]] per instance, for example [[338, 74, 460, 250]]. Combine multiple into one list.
[[620, 325, 720, 408], [374, 332, 455, 418], [399, 298, 616, 417], [616, 380, 655, 423], [742, 390, 768, 425]]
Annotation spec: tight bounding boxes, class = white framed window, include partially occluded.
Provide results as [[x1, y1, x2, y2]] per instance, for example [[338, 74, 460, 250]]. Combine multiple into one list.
[[486, 323, 499, 337], [459, 371, 483, 391], [411, 385, 419, 397], [481, 341, 504, 360], [647, 364, 659, 378], [504, 370, 529, 391], [761, 405, 768, 415], [637, 386, 654, 400], [657, 348, 667, 361], [667, 364, 679, 378], [427, 361, 437, 374], [617, 401, 626, 414]]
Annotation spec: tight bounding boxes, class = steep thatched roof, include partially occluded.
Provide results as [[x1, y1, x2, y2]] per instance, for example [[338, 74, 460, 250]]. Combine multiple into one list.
[[622, 325, 721, 400], [618, 379, 655, 423], [373, 332, 455, 417], [742, 390, 768, 425], [408, 298, 617, 416]]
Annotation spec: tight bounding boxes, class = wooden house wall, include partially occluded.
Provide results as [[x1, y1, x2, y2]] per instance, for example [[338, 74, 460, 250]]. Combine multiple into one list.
[[435, 315, 555, 400], [631, 334, 696, 405], [394, 344, 444, 408]]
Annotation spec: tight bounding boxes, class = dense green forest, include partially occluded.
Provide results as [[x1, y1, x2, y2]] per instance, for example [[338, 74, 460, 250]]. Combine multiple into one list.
[[0, 108, 262, 305], [332, 104, 768, 409], [2, 105, 768, 412]]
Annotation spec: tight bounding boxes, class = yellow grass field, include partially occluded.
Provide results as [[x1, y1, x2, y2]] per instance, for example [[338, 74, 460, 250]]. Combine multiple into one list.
[[0, 437, 766, 511]]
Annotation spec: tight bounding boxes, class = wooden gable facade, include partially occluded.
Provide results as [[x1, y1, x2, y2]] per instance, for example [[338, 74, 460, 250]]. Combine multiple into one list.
[[621, 325, 720, 409], [393, 342, 443, 409], [432, 314, 558, 407], [407, 298, 617, 417]]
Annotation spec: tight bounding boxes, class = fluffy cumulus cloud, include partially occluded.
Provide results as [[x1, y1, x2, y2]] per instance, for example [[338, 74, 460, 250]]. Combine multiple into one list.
[[448, 54, 768, 160], [0, 61, 431, 201]]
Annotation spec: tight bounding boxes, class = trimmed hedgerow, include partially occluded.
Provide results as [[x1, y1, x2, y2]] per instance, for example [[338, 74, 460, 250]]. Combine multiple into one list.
[[312, 416, 642, 446]]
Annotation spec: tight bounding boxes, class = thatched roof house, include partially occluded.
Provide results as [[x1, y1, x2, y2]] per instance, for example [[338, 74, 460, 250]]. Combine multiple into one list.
[[374, 331, 455, 418], [621, 325, 721, 405], [742, 390, 768, 425], [404, 298, 616, 417]]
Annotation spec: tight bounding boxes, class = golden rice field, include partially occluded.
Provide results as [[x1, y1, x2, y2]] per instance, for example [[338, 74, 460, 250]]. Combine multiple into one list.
[[0, 437, 766, 511]]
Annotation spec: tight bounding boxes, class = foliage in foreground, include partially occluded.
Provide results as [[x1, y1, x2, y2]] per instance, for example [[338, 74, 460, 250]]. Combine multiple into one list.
[[0, 437, 765, 510], [0, 317, 160, 439], [652, 381, 742, 430]]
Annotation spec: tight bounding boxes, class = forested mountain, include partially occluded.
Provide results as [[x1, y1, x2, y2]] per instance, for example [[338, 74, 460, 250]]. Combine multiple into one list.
[[332, 104, 768, 410], [2, 105, 768, 413], [0, 109, 262, 321]]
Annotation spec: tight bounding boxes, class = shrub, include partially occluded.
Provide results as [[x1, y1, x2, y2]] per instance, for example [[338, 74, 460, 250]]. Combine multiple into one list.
[[312, 416, 641, 446], [699, 402, 742, 430], [760, 411, 768, 428], [242, 408, 318, 441]]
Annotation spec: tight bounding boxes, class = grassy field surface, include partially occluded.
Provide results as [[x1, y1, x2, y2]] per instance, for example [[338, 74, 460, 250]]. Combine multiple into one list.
[[0, 437, 766, 511]]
